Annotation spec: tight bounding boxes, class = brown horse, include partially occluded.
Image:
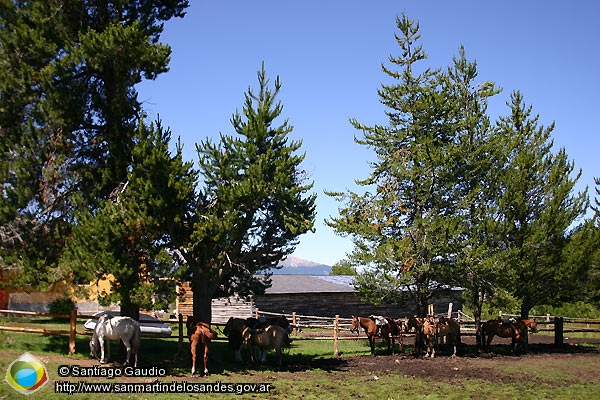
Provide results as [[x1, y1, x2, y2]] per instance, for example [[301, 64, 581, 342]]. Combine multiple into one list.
[[224, 316, 292, 362], [434, 316, 461, 357], [186, 317, 218, 376], [242, 324, 288, 367], [481, 318, 538, 353], [405, 316, 436, 357], [350, 315, 401, 356]]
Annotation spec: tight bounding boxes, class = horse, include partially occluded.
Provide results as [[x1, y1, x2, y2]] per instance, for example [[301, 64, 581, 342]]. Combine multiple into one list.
[[89, 314, 140, 367], [405, 316, 436, 357], [434, 316, 461, 357], [224, 315, 292, 362], [186, 317, 218, 376], [481, 318, 538, 353], [350, 315, 401, 356], [241, 324, 287, 367]]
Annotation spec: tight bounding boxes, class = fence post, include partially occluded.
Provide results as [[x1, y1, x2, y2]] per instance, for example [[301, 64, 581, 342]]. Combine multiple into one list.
[[178, 313, 184, 353], [292, 312, 297, 335], [554, 316, 564, 346], [333, 315, 339, 357], [69, 309, 77, 354], [447, 303, 453, 318]]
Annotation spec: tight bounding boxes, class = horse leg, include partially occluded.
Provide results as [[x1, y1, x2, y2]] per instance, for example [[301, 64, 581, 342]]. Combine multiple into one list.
[[203, 343, 209, 376], [486, 333, 493, 349], [369, 336, 375, 357], [275, 344, 282, 367], [248, 342, 255, 364], [122, 339, 132, 366], [234, 348, 243, 362], [260, 347, 267, 363], [99, 338, 106, 364], [190, 341, 197, 375]]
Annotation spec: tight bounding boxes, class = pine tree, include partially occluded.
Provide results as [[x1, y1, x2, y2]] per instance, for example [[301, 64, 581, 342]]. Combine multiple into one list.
[[0, 1, 189, 311], [326, 14, 460, 316], [495, 92, 588, 318], [60, 119, 196, 319], [442, 48, 503, 342], [178, 64, 317, 322]]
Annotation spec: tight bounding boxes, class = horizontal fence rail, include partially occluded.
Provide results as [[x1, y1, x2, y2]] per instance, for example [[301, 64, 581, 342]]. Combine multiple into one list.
[[1, 308, 600, 356]]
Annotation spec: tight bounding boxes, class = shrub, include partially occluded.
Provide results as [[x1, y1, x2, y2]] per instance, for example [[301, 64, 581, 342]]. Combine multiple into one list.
[[48, 298, 75, 315]]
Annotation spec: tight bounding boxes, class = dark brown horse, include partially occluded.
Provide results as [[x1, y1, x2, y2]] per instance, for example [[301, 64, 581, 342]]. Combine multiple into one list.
[[186, 317, 218, 376], [350, 315, 401, 356], [481, 318, 538, 353], [405, 316, 436, 357]]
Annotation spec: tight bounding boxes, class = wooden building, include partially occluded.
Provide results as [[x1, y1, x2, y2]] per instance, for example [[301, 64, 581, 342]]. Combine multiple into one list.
[[177, 275, 464, 323]]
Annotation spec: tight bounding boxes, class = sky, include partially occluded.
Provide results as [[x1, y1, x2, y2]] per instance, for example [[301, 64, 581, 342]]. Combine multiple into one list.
[[136, 1, 600, 267]]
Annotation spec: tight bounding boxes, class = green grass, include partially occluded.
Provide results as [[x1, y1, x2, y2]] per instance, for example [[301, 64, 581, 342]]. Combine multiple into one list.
[[1, 317, 600, 399]]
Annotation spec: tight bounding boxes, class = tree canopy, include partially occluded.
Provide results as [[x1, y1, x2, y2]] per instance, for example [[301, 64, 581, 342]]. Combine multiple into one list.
[[327, 13, 592, 323], [175, 64, 317, 322]]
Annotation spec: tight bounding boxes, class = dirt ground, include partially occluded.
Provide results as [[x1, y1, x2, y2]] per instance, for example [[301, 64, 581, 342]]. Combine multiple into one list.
[[302, 334, 600, 384], [32, 333, 600, 385]]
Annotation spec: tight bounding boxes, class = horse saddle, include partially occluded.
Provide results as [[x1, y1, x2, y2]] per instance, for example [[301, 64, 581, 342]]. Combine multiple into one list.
[[370, 315, 387, 326]]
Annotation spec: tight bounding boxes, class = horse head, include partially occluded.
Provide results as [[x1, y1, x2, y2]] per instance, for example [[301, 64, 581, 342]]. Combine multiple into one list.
[[350, 316, 360, 334], [524, 319, 539, 333], [89, 336, 99, 359], [224, 317, 234, 337]]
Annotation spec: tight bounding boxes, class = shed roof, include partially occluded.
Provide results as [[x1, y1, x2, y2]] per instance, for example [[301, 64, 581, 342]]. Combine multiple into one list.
[[263, 275, 356, 294]]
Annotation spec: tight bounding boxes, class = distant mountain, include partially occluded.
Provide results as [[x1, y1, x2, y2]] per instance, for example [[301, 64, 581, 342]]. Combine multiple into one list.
[[269, 256, 332, 275]]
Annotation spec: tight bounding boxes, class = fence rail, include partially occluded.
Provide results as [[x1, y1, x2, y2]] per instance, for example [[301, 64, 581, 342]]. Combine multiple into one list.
[[1, 308, 600, 356]]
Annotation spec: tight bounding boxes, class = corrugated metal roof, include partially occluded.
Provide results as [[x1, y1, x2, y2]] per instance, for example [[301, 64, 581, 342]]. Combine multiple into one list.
[[260, 274, 464, 295], [263, 275, 356, 294]]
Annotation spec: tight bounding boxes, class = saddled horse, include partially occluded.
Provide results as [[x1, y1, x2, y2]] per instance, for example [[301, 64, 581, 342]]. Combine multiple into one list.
[[242, 324, 288, 366], [90, 314, 140, 367], [224, 315, 292, 362], [434, 316, 461, 357], [481, 318, 538, 353], [405, 316, 436, 357], [350, 315, 401, 356], [186, 316, 218, 376]]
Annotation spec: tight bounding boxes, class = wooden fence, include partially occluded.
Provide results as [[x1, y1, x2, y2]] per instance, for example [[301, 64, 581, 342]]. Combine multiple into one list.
[[1, 308, 600, 356]]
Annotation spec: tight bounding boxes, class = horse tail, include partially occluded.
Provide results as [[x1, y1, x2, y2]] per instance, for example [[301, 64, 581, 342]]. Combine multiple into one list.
[[480, 323, 485, 346], [132, 321, 141, 353], [205, 327, 217, 341]]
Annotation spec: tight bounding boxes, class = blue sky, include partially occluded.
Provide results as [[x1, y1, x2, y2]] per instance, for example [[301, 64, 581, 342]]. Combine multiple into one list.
[[136, 1, 600, 266]]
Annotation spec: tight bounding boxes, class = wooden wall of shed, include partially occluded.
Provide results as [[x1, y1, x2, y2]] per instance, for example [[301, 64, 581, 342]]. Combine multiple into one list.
[[254, 291, 462, 319], [177, 281, 462, 322], [176, 282, 254, 324]]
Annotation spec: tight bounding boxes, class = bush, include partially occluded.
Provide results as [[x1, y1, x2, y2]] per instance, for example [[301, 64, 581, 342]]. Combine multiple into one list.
[[48, 298, 75, 315], [532, 302, 600, 319]]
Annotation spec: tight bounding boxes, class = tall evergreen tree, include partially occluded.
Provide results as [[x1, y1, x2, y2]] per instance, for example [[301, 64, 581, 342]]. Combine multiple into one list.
[[326, 14, 460, 316], [0, 1, 189, 313], [60, 119, 196, 319], [177, 64, 317, 323], [442, 48, 503, 342], [495, 91, 588, 318]]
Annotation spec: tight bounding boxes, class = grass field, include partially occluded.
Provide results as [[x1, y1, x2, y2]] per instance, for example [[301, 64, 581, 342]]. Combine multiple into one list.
[[1, 316, 600, 399]]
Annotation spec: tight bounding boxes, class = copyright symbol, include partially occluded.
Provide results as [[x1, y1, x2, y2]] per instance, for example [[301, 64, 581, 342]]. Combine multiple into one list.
[[58, 365, 70, 377]]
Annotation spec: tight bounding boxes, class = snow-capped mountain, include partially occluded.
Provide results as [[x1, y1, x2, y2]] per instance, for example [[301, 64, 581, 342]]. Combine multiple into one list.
[[269, 256, 332, 275]]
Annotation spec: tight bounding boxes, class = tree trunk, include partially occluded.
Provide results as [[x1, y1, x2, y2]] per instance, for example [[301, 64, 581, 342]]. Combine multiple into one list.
[[472, 289, 485, 347], [520, 300, 532, 349], [191, 271, 214, 324]]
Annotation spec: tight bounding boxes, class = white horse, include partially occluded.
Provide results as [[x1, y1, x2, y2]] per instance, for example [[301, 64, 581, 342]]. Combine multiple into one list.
[[90, 314, 140, 367]]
